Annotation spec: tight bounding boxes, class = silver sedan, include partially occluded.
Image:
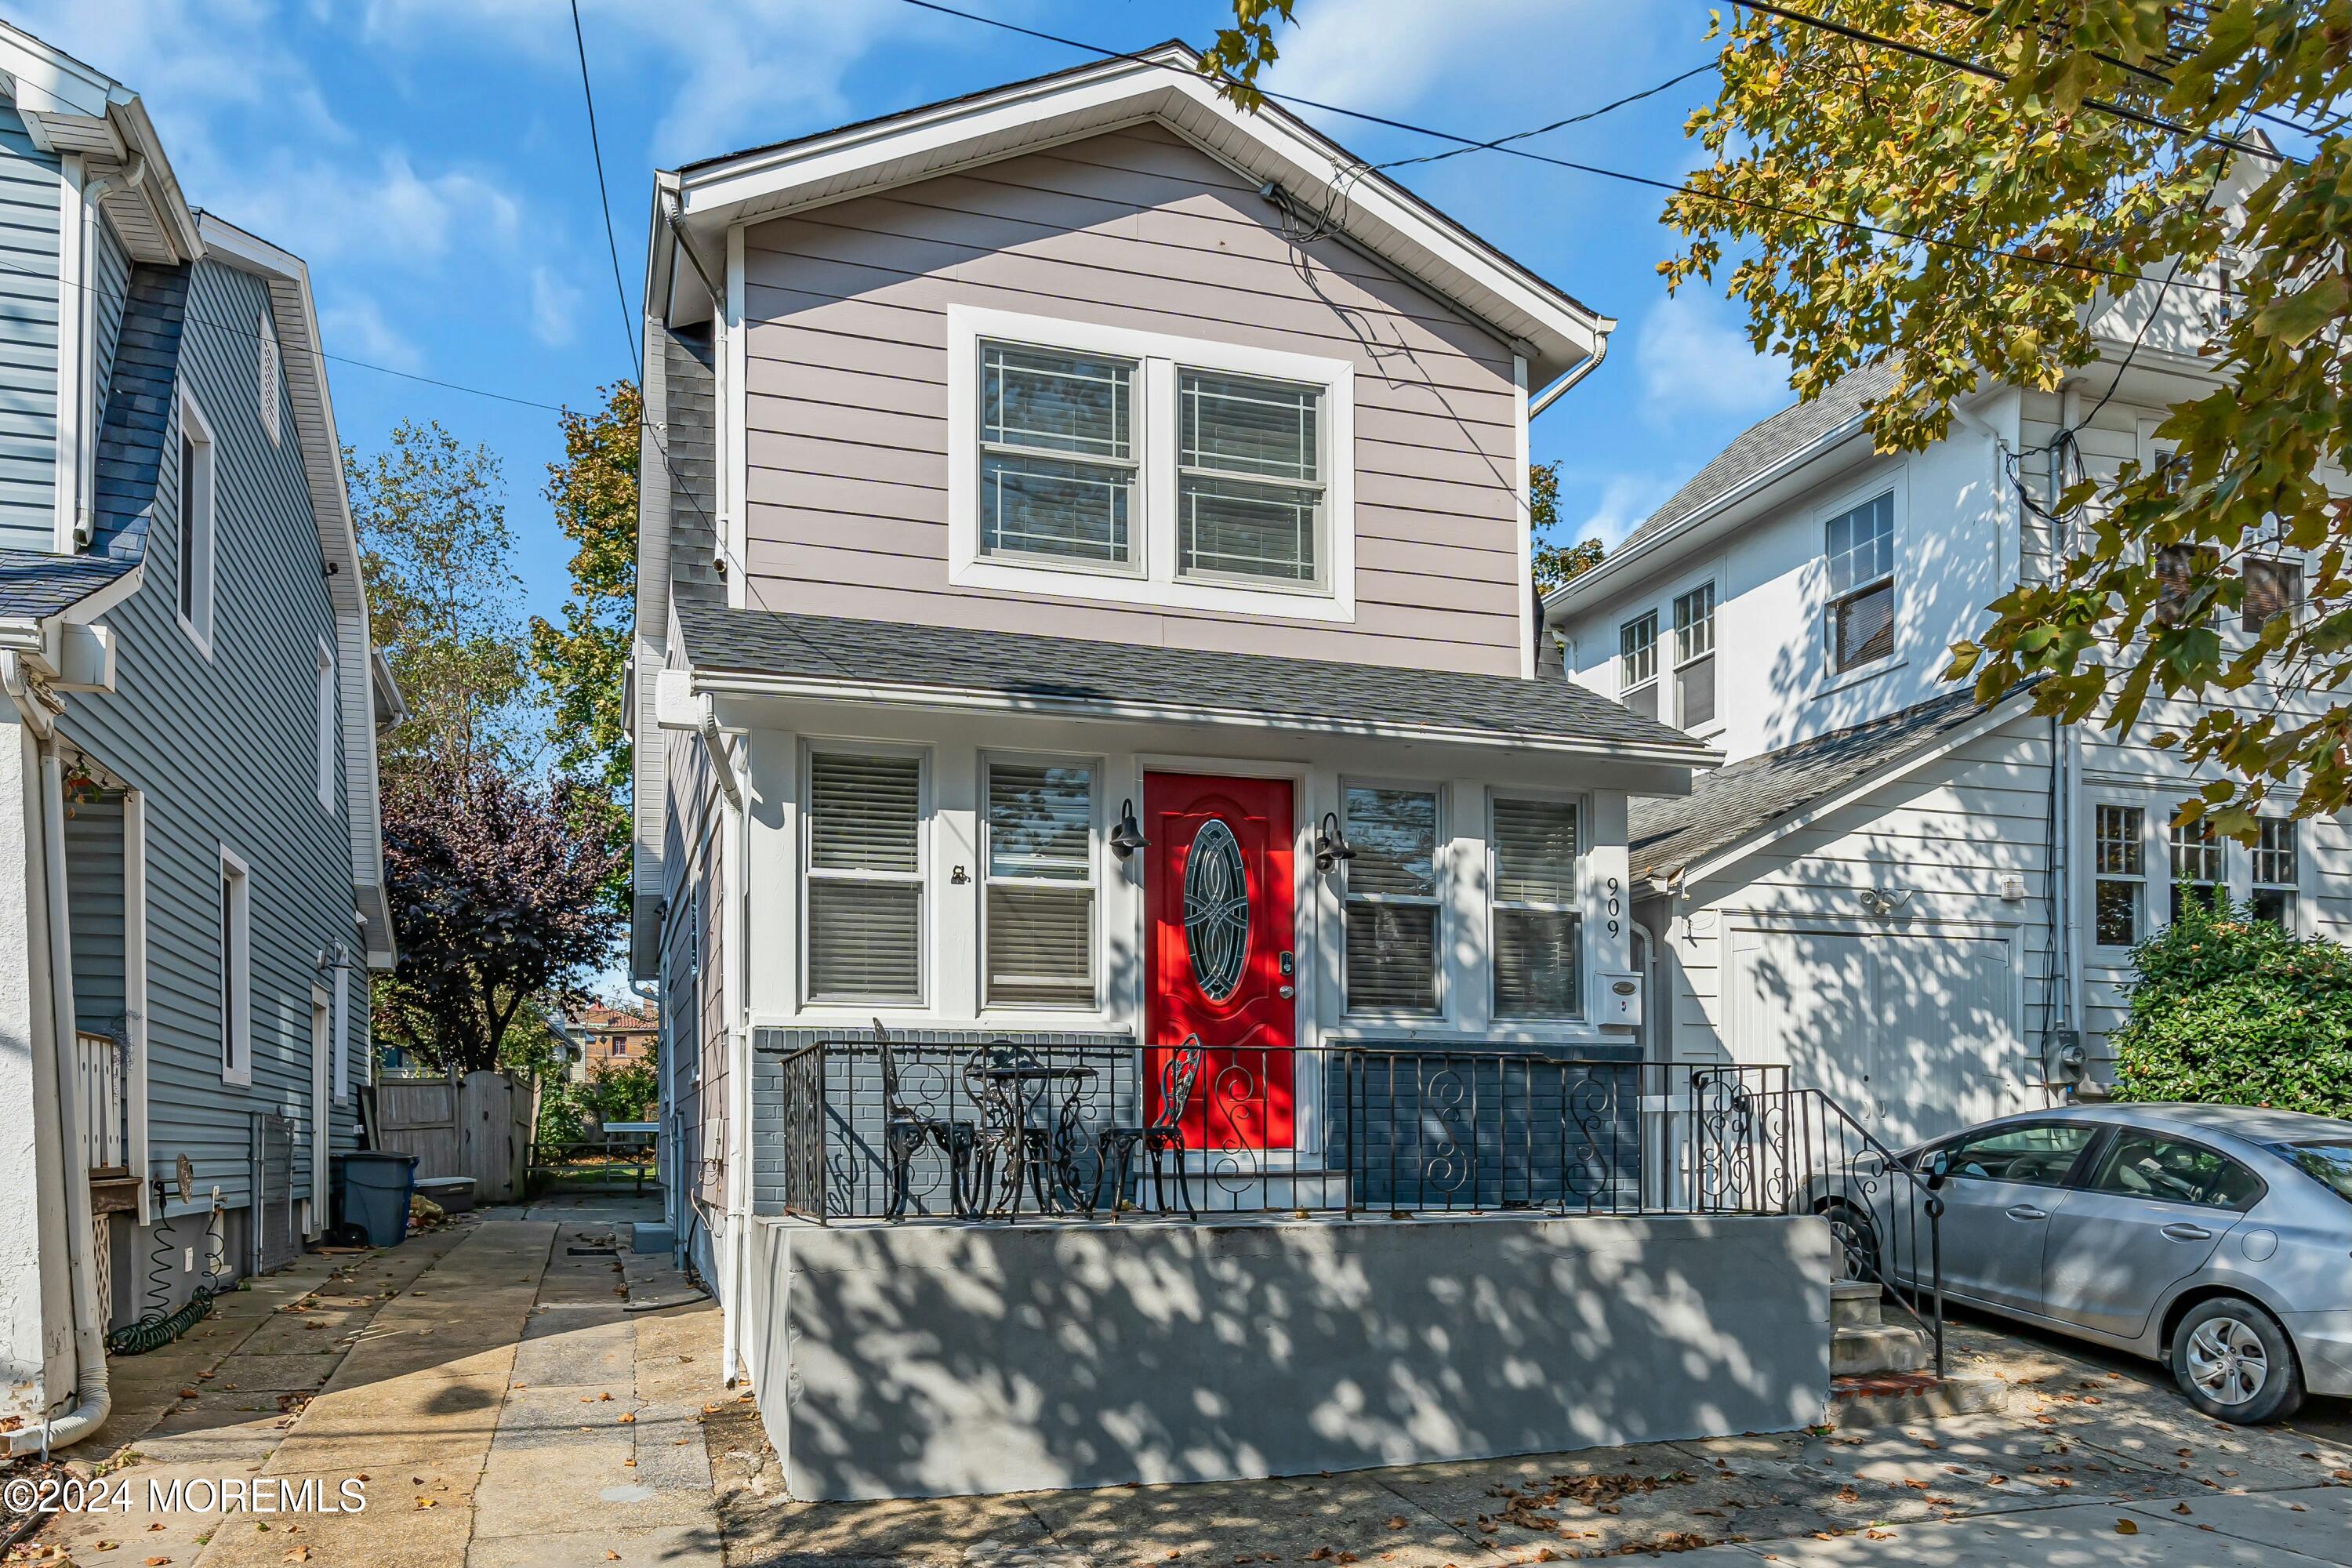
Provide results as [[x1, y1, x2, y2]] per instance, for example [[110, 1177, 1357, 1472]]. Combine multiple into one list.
[[1854, 1102, 2352, 1424]]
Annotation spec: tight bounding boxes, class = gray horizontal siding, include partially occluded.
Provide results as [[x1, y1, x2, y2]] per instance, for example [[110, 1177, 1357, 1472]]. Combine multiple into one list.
[[57, 255, 364, 1219], [0, 102, 59, 551]]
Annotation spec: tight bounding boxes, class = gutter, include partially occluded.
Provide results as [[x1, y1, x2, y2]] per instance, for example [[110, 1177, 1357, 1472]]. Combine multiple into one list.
[[685, 670, 1722, 769], [1527, 329, 1607, 420]]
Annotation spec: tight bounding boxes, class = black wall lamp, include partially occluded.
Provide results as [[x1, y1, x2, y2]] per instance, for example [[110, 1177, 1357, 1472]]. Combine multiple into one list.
[[1313, 811, 1356, 874], [1109, 799, 1149, 860]]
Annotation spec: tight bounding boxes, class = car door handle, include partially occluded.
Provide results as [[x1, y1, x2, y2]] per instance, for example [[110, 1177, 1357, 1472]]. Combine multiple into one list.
[[2005, 1203, 2048, 1221], [2161, 1222, 2214, 1242]]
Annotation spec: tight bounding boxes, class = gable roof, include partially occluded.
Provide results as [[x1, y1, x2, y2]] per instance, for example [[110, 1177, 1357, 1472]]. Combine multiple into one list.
[[654, 41, 1609, 390], [0, 548, 136, 621], [1625, 684, 2015, 883], [676, 602, 1718, 763]]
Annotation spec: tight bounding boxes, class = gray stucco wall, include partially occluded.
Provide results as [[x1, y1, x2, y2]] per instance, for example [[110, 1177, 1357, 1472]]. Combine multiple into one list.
[[0, 100, 60, 551], [745, 1210, 1832, 1501]]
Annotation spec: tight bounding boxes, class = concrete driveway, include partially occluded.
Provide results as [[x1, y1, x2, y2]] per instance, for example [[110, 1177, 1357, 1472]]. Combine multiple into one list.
[[13, 1209, 2349, 1568]]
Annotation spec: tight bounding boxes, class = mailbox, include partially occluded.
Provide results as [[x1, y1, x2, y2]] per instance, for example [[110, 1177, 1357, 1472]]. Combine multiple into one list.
[[1598, 971, 1642, 1027]]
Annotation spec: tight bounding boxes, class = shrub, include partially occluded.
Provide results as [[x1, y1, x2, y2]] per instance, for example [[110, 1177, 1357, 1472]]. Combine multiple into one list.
[[2111, 892, 2352, 1117]]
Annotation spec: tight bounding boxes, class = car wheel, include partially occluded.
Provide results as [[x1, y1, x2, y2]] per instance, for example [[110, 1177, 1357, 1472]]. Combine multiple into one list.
[[2172, 1297, 2304, 1425], [1819, 1200, 1882, 1284]]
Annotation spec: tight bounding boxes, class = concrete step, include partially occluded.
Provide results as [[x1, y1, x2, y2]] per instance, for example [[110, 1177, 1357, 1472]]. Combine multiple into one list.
[[1829, 1371, 2011, 1428], [1831, 1319, 1934, 1377], [1831, 1279, 1885, 1328]]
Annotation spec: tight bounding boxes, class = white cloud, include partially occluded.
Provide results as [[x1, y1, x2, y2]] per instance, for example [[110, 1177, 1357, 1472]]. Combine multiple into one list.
[[1632, 291, 1791, 421], [318, 295, 422, 373], [205, 151, 524, 270], [1273, 0, 1664, 115], [528, 266, 583, 349], [1575, 472, 1679, 550]]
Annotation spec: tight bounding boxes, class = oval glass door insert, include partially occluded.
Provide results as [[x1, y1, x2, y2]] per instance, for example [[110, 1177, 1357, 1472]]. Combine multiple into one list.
[[1184, 818, 1250, 1001]]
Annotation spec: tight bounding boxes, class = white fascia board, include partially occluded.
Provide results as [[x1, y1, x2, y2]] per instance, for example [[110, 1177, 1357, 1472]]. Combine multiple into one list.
[[688, 666, 1722, 768], [0, 20, 116, 122], [105, 93, 201, 263], [1671, 692, 2038, 891], [673, 52, 1604, 381]]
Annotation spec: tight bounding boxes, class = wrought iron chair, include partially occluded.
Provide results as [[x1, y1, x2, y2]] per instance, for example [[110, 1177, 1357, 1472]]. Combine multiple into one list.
[[1092, 1036, 1205, 1221], [874, 1018, 978, 1221]]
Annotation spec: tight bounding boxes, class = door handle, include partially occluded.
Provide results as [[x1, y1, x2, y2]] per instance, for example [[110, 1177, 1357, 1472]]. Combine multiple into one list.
[[2005, 1203, 2048, 1221], [2161, 1222, 2214, 1242]]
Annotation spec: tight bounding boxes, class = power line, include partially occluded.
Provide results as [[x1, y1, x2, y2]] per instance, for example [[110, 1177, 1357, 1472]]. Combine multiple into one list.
[[1736, 0, 2279, 161], [1370, 61, 1719, 175], [888, 0, 2238, 299], [569, 0, 641, 374]]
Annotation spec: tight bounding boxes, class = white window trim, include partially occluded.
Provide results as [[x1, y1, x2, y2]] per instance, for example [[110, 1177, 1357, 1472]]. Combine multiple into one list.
[[1817, 477, 1902, 687], [176, 387, 218, 659], [314, 637, 336, 813], [1338, 777, 1447, 1022], [946, 304, 1356, 622], [1488, 787, 1589, 1022], [2086, 797, 2150, 954], [1617, 608, 1659, 708], [219, 845, 252, 1087], [1668, 575, 1720, 736], [799, 739, 931, 1010], [978, 750, 1103, 1014]]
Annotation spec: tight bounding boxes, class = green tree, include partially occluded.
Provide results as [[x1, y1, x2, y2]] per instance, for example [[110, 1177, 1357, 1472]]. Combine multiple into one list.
[[1529, 460, 1605, 595], [1209, 3, 2352, 834], [531, 381, 641, 795], [348, 422, 534, 781]]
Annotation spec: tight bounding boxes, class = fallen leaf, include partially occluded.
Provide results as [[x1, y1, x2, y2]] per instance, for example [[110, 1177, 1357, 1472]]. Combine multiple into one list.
[[284, 1549, 312, 1563], [2174, 1504, 2193, 1515], [1385, 1519, 1406, 1531], [415, 1499, 438, 1510], [2114, 1519, 2139, 1535], [617, 1413, 637, 1425]]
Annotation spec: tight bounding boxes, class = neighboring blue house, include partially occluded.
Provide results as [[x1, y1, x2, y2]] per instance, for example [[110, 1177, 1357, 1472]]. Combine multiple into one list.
[[0, 21, 396, 1450]]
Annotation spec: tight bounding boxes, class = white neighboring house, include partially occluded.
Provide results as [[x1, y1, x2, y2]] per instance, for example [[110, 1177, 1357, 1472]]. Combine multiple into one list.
[[1547, 228, 2350, 1144]]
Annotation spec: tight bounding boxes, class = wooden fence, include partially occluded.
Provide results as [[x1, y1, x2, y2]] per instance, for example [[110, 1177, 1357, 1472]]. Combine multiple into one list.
[[376, 1071, 533, 1202]]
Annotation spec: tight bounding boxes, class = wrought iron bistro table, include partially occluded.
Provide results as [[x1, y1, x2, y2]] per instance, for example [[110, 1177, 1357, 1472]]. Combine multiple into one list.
[[973, 1059, 1098, 1218]]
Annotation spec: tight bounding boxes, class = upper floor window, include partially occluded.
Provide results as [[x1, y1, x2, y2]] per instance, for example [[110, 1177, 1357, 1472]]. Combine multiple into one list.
[[949, 307, 1355, 621], [178, 390, 217, 655], [982, 759, 1098, 1008], [2169, 816, 2225, 922], [1672, 583, 1715, 731], [2252, 818, 2299, 928], [1824, 492, 1893, 672], [1491, 797, 1581, 1019], [805, 748, 924, 1005], [1177, 370, 1325, 587], [2243, 556, 2302, 633], [259, 307, 283, 448], [314, 641, 336, 812], [1341, 783, 1440, 1016], [1618, 612, 1658, 720], [979, 342, 1136, 569]]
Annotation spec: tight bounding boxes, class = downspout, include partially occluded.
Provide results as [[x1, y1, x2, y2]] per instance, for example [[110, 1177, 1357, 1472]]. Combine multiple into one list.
[[1527, 331, 1610, 420], [7, 739, 111, 1454], [692, 695, 752, 1385]]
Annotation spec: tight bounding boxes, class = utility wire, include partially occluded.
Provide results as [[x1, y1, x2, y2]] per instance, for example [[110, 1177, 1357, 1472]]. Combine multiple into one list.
[[570, 0, 641, 374], [1370, 60, 1719, 175], [1736, 0, 2280, 161], [887, 0, 2238, 299]]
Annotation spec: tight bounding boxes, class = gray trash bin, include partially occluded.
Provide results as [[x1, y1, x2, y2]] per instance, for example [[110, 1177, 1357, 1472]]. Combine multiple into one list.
[[334, 1152, 418, 1247]]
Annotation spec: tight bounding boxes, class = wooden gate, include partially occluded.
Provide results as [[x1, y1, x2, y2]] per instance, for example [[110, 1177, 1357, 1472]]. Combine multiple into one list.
[[376, 1071, 532, 1203]]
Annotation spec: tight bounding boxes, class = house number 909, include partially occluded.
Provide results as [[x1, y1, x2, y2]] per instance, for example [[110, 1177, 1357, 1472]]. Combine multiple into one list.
[[1605, 876, 1621, 938]]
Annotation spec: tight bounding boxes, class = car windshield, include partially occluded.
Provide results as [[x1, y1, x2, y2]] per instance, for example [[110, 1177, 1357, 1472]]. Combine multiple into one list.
[[2277, 1140, 2352, 1206]]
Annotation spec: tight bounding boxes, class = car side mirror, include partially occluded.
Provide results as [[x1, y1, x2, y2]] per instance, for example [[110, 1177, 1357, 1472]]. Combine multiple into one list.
[[1925, 1151, 1951, 1192]]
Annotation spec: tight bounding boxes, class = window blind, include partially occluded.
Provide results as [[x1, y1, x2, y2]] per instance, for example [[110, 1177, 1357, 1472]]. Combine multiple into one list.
[[1342, 786, 1438, 1014], [807, 751, 923, 1002], [810, 753, 920, 873], [808, 883, 922, 1001], [1493, 797, 1580, 1018], [985, 762, 1095, 1007]]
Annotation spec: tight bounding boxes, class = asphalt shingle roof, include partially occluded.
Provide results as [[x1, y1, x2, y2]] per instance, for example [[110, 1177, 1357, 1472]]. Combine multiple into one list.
[[1621, 361, 1896, 552], [677, 601, 1716, 757], [0, 549, 137, 622], [1626, 684, 2012, 880]]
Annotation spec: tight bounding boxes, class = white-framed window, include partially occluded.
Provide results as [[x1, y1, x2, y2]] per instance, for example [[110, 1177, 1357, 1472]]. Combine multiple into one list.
[[1824, 491, 1894, 673], [1617, 611, 1658, 720], [2092, 803, 2145, 949], [1672, 583, 1715, 731], [2252, 818, 2299, 928], [313, 640, 336, 812], [2169, 816, 2225, 922], [982, 757, 1098, 1009], [803, 746, 926, 1005], [259, 307, 283, 448], [219, 847, 251, 1085], [946, 306, 1356, 622], [1490, 796, 1582, 1019], [1341, 782, 1441, 1016], [177, 390, 217, 655], [2242, 554, 2303, 635]]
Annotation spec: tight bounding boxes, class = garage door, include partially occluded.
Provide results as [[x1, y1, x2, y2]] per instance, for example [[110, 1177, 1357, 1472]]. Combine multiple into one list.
[[1729, 925, 2020, 1145]]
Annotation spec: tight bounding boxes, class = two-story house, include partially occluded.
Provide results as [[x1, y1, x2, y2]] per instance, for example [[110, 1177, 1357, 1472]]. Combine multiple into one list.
[[626, 47, 1866, 1503], [0, 22, 396, 1451], [1548, 201, 2351, 1146]]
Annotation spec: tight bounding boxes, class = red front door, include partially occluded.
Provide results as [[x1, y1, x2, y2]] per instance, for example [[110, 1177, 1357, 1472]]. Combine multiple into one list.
[[1144, 772, 1296, 1152]]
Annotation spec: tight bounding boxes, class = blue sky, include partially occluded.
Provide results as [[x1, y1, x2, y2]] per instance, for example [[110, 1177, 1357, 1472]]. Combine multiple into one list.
[[24, 0, 1795, 620]]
